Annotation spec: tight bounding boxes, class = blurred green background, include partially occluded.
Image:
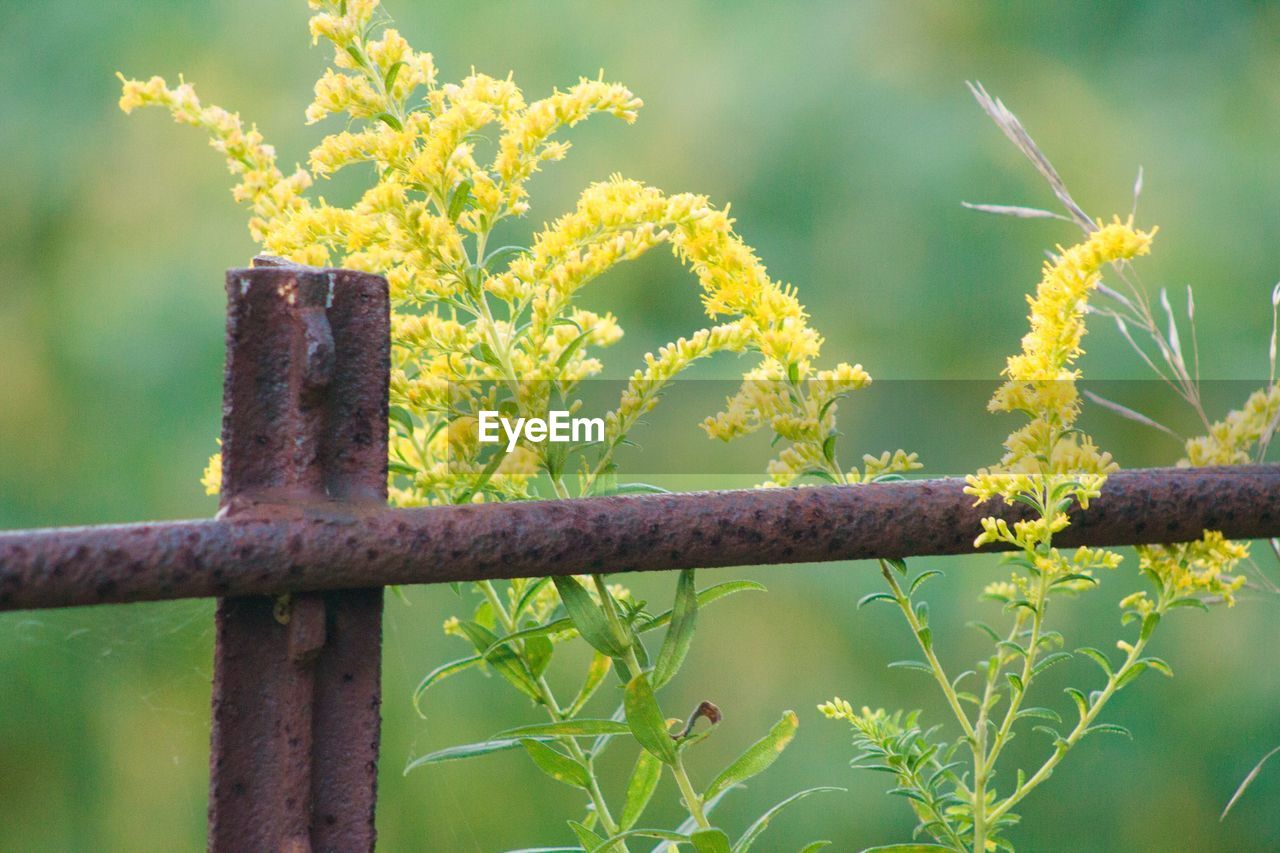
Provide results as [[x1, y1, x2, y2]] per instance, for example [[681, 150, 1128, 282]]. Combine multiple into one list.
[[3, 0, 1280, 849]]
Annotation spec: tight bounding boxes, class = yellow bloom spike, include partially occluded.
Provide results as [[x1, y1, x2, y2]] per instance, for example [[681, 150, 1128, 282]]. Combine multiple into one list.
[[967, 217, 1154, 571]]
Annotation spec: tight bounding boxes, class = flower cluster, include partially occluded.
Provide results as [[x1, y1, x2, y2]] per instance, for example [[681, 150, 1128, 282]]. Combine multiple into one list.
[[122, 0, 881, 504], [1184, 383, 1280, 466], [1120, 534, 1248, 619], [1128, 379, 1277, 613], [967, 218, 1155, 566]]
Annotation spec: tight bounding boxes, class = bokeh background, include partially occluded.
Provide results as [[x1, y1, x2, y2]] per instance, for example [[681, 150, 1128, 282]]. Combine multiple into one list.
[[3, 1, 1280, 850]]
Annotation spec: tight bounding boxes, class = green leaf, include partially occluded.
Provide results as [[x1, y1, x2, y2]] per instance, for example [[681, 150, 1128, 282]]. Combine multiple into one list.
[[637, 581, 766, 632], [1031, 651, 1072, 678], [1064, 687, 1089, 720], [568, 652, 613, 717], [587, 829, 690, 853], [1006, 673, 1024, 694], [568, 820, 604, 850], [653, 570, 698, 688], [858, 592, 898, 609], [799, 843, 833, 853], [482, 244, 527, 272], [521, 739, 590, 788], [413, 654, 482, 715], [554, 575, 630, 657], [624, 672, 677, 764], [482, 619, 575, 655], [1050, 572, 1099, 589], [859, 846, 954, 852], [1076, 646, 1113, 677], [997, 640, 1028, 659], [620, 749, 662, 830], [1167, 596, 1210, 612], [456, 621, 542, 702], [382, 60, 406, 92], [554, 326, 598, 373], [732, 786, 843, 852], [404, 737, 545, 773], [704, 711, 800, 802], [1115, 662, 1147, 689], [495, 719, 633, 739], [447, 179, 473, 221], [821, 434, 839, 467], [591, 482, 672, 497], [388, 405, 415, 435], [909, 570, 943, 595], [1037, 630, 1066, 649], [1032, 724, 1062, 743], [525, 634, 554, 678], [884, 557, 908, 576], [375, 111, 403, 131], [887, 660, 933, 675], [512, 577, 553, 619], [691, 828, 732, 853], [1084, 723, 1132, 739], [967, 621, 1001, 641], [1015, 707, 1062, 723], [1139, 611, 1162, 643], [914, 601, 929, 625], [1140, 656, 1174, 678]]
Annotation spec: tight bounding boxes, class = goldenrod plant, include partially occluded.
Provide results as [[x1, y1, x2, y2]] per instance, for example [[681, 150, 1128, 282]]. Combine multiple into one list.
[[117, 1, 921, 849], [965, 82, 1280, 826], [819, 88, 1257, 852]]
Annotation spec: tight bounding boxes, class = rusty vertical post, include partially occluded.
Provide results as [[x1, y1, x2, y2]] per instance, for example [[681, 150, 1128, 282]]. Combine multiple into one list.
[[209, 261, 389, 852]]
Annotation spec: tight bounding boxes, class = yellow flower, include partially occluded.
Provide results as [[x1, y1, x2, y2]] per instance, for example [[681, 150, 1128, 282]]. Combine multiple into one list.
[[120, 0, 872, 506], [201, 449, 223, 496], [1137, 531, 1248, 606], [966, 218, 1154, 563]]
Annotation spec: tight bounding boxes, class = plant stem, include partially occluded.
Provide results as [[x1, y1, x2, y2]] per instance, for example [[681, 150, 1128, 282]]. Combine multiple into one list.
[[671, 752, 712, 829], [478, 580, 624, 840], [980, 570, 1049, 788], [879, 561, 977, 743], [986, 608, 1159, 824], [588, 574, 713, 834]]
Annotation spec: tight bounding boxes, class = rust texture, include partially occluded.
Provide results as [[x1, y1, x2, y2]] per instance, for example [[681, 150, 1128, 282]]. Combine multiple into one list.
[[3, 465, 1278, 612], [207, 263, 388, 853]]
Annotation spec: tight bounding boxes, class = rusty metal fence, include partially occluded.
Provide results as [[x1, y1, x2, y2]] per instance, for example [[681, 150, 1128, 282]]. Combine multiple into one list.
[[2, 264, 1278, 851]]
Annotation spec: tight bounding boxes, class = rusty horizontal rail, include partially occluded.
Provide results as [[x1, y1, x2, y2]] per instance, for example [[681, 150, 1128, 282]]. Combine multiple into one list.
[[2, 464, 1276, 613]]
